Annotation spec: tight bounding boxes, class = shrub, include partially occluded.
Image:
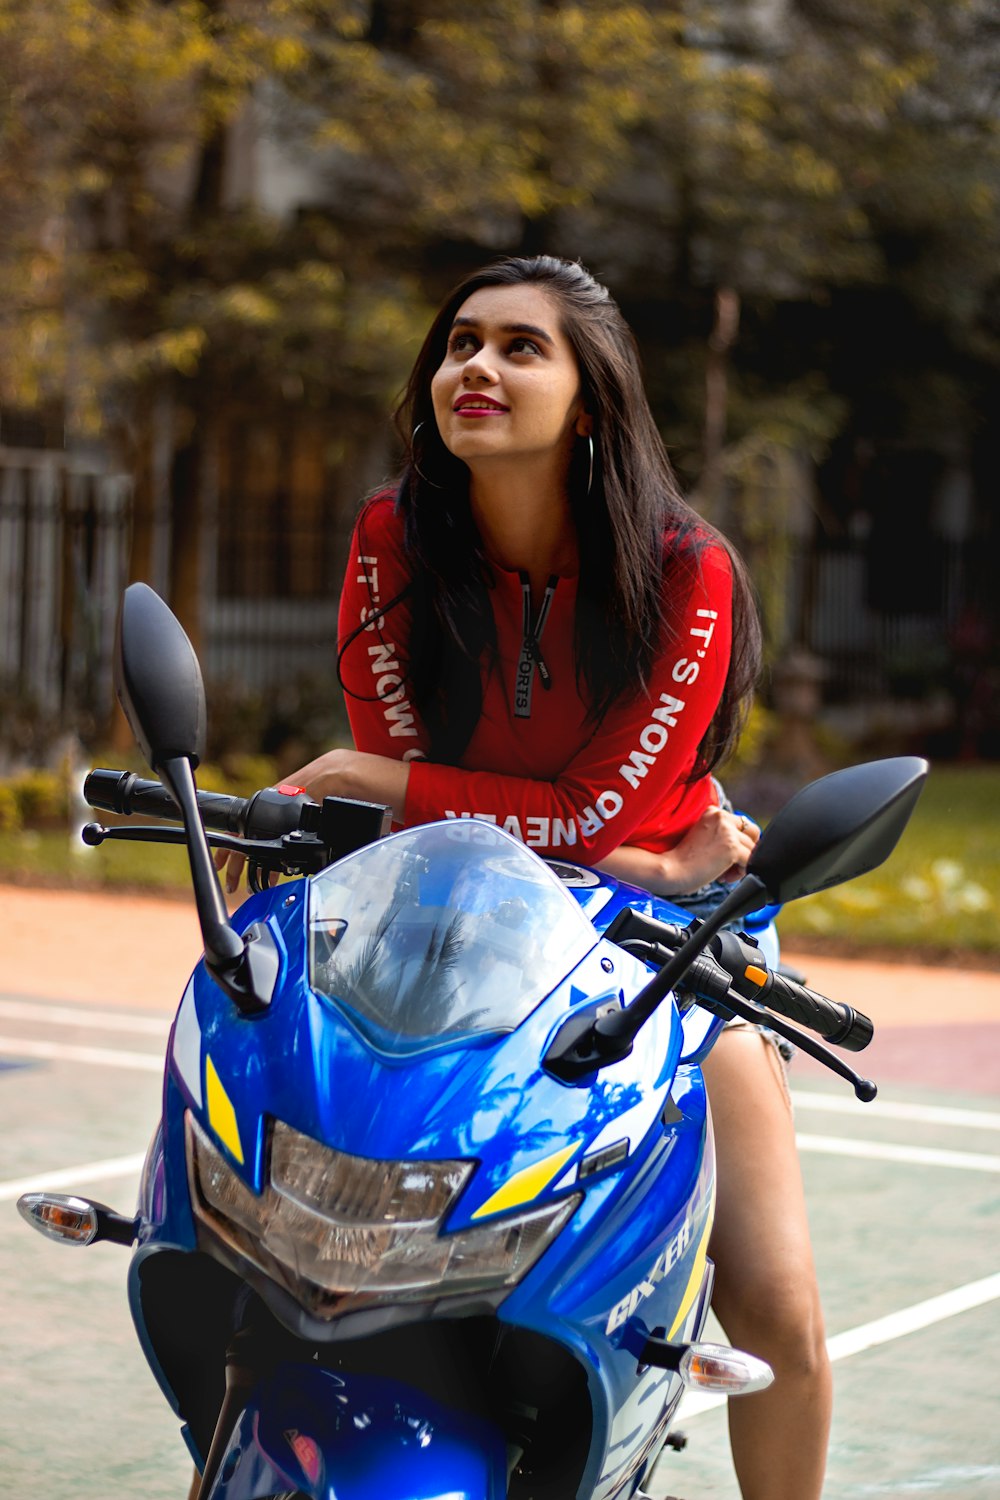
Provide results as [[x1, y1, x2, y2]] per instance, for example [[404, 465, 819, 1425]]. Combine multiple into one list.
[[0, 784, 21, 832], [6, 769, 71, 828]]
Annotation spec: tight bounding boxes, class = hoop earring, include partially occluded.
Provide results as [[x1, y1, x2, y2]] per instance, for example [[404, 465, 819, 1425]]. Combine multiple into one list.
[[411, 422, 442, 489], [587, 434, 595, 497]]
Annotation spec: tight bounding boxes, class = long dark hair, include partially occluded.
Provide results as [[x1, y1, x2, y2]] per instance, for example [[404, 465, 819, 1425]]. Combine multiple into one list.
[[359, 255, 760, 775]]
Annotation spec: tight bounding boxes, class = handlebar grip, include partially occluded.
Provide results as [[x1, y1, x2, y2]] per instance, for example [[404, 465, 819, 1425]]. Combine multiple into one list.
[[764, 969, 874, 1052], [84, 769, 316, 845], [84, 769, 248, 834]]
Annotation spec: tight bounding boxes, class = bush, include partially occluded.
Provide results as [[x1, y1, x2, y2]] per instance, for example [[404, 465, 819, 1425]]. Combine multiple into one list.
[[198, 755, 280, 798], [0, 768, 72, 828], [0, 783, 20, 832]]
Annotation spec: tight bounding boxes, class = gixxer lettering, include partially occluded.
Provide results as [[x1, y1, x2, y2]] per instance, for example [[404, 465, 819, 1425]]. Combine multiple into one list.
[[605, 1217, 693, 1335]]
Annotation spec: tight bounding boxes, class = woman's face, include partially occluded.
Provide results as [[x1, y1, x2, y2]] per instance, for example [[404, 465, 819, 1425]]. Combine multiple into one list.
[[430, 284, 590, 476]]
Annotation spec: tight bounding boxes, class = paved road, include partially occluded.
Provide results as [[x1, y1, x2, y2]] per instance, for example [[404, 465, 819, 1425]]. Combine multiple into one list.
[[2, 885, 998, 1497]]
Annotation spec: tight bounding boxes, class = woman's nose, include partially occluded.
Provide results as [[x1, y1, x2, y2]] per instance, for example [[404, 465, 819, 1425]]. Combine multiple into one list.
[[462, 345, 499, 383]]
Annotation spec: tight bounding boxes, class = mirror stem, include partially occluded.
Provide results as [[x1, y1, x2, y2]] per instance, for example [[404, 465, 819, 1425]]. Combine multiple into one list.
[[157, 756, 244, 975], [594, 875, 770, 1056]]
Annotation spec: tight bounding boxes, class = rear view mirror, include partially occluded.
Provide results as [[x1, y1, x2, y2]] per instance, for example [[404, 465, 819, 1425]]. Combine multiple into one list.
[[546, 754, 929, 1079], [747, 756, 928, 904], [112, 583, 253, 997], [114, 583, 206, 771]]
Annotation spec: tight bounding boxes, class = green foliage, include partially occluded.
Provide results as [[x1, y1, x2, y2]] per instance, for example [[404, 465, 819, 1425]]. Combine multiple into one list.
[[4, 0, 996, 441], [0, 768, 71, 829], [720, 699, 779, 783], [195, 754, 279, 798], [778, 766, 1000, 958], [0, 826, 193, 891], [0, 0, 998, 675], [0, 783, 19, 832]]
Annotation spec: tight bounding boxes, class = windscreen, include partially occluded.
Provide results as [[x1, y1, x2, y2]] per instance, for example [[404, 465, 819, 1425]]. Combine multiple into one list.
[[308, 821, 598, 1053]]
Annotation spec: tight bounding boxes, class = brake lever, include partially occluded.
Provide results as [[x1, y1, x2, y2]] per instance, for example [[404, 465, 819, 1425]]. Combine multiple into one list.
[[692, 986, 878, 1102], [81, 822, 329, 877]]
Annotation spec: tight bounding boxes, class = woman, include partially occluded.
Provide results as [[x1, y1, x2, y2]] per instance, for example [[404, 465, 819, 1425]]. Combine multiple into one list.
[[229, 255, 831, 1500]]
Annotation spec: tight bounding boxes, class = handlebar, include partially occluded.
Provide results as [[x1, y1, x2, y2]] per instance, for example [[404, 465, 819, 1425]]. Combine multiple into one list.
[[706, 929, 873, 1052], [606, 907, 874, 1054], [84, 769, 314, 841]]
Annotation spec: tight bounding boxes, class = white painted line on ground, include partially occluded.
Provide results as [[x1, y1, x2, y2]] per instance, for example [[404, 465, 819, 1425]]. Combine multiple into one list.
[[824, 1272, 1000, 1360], [0, 998, 171, 1037], [792, 1089, 1000, 1132], [0, 1153, 148, 1202], [0, 1036, 163, 1072], [796, 1132, 1000, 1172], [681, 1270, 1000, 1418], [851, 1463, 1000, 1495]]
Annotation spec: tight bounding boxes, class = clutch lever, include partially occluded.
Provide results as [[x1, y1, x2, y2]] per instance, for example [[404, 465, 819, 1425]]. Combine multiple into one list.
[[81, 822, 329, 877]]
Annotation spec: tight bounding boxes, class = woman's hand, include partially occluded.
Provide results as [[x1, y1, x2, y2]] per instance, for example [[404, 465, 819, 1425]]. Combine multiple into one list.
[[214, 750, 411, 894], [595, 804, 760, 898], [279, 747, 411, 816]]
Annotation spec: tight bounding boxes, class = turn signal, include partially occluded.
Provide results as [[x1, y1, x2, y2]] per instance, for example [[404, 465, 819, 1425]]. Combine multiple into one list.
[[679, 1342, 774, 1394], [17, 1193, 99, 1245]]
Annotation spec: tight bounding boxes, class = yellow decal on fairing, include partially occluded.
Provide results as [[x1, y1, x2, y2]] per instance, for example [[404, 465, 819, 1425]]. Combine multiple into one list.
[[205, 1056, 244, 1165], [604, 1178, 717, 1337], [472, 1143, 578, 1220], [667, 1183, 717, 1339]]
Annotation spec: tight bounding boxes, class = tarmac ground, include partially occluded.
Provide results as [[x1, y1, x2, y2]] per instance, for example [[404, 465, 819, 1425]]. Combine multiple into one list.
[[1, 882, 998, 1497]]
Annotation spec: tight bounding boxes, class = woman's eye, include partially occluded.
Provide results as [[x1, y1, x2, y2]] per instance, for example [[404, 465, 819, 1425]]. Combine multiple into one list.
[[510, 337, 542, 356], [449, 333, 477, 355]]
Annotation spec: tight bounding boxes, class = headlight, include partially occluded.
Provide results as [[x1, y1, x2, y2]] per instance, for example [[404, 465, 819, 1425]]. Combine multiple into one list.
[[186, 1113, 579, 1320]]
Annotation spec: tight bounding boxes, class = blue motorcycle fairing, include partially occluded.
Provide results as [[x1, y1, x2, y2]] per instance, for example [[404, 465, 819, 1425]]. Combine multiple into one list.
[[131, 955, 707, 1492], [497, 1064, 716, 1500], [126, 836, 772, 1500], [165, 884, 676, 1225], [206, 1363, 506, 1500]]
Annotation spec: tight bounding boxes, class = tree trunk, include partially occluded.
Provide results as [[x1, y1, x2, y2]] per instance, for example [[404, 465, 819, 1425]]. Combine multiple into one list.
[[108, 397, 157, 751], [168, 414, 211, 658], [701, 285, 740, 528]]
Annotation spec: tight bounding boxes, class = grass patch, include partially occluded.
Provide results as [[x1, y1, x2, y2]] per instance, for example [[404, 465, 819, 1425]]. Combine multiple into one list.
[[0, 826, 192, 893], [1, 764, 997, 961], [776, 764, 1000, 961]]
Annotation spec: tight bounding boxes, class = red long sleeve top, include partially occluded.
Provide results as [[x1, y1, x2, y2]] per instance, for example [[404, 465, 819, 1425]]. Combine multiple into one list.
[[337, 492, 733, 864]]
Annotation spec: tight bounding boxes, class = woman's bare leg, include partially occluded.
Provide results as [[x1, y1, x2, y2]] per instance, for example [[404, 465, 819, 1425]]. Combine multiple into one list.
[[702, 1028, 832, 1500]]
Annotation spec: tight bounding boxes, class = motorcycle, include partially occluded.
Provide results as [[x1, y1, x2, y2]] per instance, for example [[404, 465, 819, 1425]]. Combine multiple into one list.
[[19, 584, 927, 1500]]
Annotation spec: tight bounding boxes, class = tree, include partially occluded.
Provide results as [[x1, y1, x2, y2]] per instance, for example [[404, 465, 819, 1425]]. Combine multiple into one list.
[[0, 2, 688, 656], [1, 0, 997, 738], [555, 2, 1000, 529]]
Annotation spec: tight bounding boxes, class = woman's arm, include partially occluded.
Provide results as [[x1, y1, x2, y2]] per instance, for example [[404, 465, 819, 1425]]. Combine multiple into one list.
[[337, 503, 739, 866], [334, 524, 735, 862], [596, 805, 760, 897], [336, 494, 430, 766], [274, 750, 760, 898], [339, 503, 739, 867], [218, 513, 739, 892]]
